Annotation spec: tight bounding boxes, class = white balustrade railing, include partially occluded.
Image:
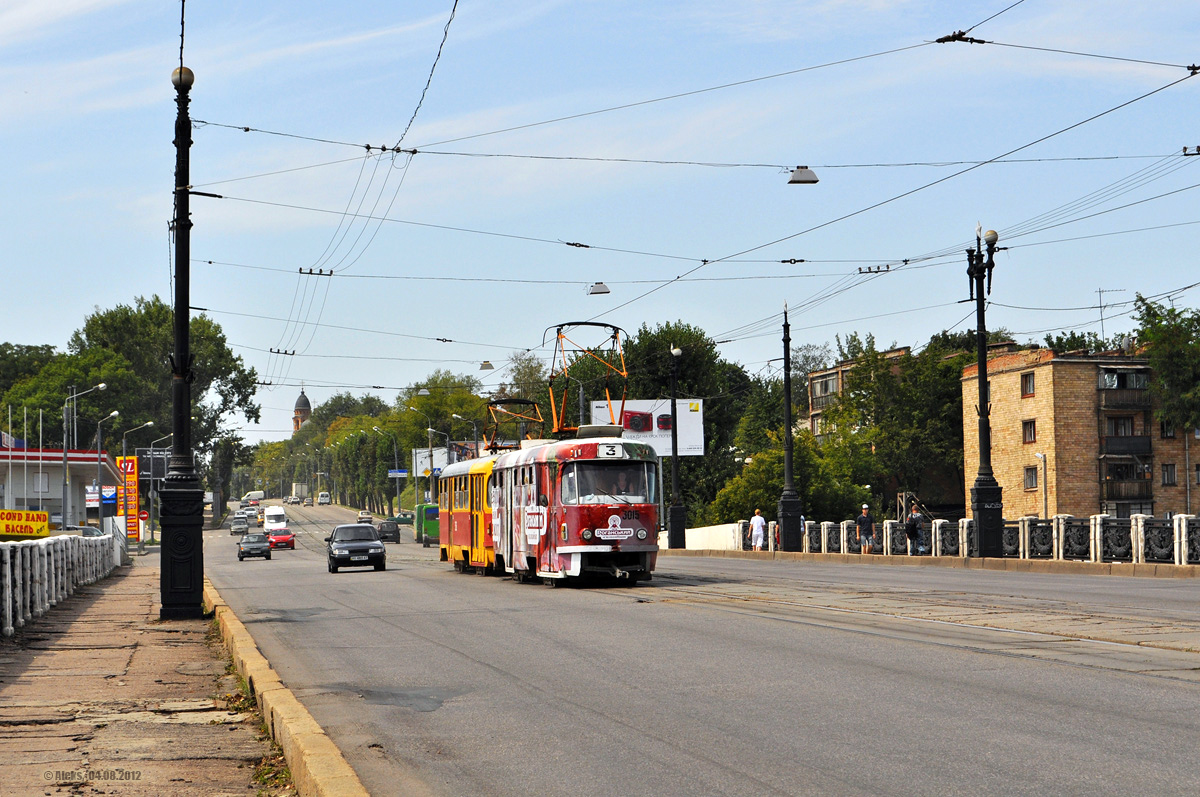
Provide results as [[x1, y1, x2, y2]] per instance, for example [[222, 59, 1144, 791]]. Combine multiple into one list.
[[2, 533, 119, 637]]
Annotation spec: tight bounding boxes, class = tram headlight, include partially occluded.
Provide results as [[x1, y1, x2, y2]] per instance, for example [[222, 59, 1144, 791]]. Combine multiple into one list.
[[581, 528, 594, 541], [636, 528, 648, 540]]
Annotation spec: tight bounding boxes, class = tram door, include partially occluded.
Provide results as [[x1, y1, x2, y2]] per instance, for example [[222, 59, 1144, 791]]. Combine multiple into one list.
[[540, 462, 558, 575], [469, 472, 485, 567]]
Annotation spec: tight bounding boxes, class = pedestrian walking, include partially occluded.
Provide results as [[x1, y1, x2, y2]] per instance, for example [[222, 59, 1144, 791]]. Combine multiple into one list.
[[904, 505, 925, 555], [750, 509, 766, 551], [856, 504, 875, 554]]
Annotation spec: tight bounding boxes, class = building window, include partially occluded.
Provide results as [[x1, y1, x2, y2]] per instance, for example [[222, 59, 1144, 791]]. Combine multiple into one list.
[[1196, 463, 1200, 485], [1024, 467, 1038, 490], [1106, 416, 1134, 437], [1161, 421, 1175, 439], [1022, 420, 1036, 444], [1099, 370, 1148, 390], [811, 374, 839, 397], [1021, 372, 1035, 397], [1162, 464, 1177, 486]]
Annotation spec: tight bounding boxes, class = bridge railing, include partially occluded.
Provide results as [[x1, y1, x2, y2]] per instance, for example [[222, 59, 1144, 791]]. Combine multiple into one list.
[[2, 533, 120, 637]]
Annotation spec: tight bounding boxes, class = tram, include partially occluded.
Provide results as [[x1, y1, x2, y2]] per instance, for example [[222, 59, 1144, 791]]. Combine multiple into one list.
[[437, 454, 499, 573], [438, 426, 659, 584]]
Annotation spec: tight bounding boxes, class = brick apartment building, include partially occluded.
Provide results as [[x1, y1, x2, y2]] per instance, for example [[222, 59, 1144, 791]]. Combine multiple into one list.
[[962, 347, 1198, 520]]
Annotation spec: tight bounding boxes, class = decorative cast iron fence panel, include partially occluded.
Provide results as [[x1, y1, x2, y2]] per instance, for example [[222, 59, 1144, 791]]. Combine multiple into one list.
[[1142, 518, 1174, 563], [1100, 518, 1132, 562], [807, 523, 821, 553], [965, 523, 978, 558], [826, 525, 841, 554], [914, 524, 931, 555], [1029, 520, 1054, 558], [940, 525, 959, 557], [1062, 518, 1092, 560], [870, 527, 884, 555], [1188, 519, 1200, 564], [889, 524, 906, 555], [1001, 521, 1020, 557]]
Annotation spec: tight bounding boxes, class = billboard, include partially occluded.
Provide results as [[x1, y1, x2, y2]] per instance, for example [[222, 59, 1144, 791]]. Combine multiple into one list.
[[0, 510, 49, 538], [117, 456, 139, 540], [591, 399, 704, 457]]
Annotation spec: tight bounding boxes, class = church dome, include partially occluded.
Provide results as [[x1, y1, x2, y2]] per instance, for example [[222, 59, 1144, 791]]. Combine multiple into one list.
[[294, 389, 312, 412]]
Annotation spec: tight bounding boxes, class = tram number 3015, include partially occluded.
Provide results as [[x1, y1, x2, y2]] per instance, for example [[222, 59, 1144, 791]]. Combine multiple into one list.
[[623, 510, 641, 520]]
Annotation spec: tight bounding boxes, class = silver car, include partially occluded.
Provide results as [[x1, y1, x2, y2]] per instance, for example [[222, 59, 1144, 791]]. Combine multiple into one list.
[[238, 532, 272, 561]]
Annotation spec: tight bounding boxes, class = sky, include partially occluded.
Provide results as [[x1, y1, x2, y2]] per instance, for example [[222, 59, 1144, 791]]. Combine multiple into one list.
[[3, 1, 1198, 445]]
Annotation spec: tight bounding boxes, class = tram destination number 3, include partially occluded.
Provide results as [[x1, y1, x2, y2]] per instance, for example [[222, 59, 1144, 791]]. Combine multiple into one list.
[[596, 444, 624, 459]]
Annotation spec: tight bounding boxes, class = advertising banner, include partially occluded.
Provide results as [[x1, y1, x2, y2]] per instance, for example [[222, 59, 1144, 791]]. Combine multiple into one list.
[[117, 456, 139, 540], [86, 485, 99, 509], [0, 510, 49, 538], [591, 399, 705, 457]]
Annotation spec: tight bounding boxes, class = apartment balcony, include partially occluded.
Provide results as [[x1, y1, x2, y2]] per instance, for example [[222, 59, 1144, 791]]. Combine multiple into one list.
[[1101, 479, 1153, 501], [1099, 388, 1150, 409], [1101, 435, 1151, 455], [811, 393, 839, 411]]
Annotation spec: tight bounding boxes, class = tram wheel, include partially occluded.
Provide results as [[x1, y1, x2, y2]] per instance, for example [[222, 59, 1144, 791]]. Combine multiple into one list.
[[543, 577, 560, 588], [453, 559, 465, 573]]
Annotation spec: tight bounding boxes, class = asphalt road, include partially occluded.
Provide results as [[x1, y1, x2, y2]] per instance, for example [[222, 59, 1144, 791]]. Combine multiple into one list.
[[205, 503, 1200, 796]]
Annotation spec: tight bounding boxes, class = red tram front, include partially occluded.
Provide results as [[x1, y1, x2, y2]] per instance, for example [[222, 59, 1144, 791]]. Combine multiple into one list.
[[492, 435, 659, 584]]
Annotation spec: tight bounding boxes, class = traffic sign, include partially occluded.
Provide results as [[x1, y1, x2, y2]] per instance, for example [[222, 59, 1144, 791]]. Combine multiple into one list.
[[139, 510, 150, 521], [388, 469, 408, 478]]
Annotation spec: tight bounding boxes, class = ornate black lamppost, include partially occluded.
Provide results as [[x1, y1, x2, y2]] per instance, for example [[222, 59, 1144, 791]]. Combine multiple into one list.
[[777, 305, 804, 550], [967, 226, 1003, 558], [159, 64, 205, 619], [667, 346, 686, 549]]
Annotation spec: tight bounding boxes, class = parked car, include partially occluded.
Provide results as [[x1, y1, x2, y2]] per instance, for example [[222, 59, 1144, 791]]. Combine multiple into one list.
[[238, 532, 272, 561], [80, 526, 106, 537], [267, 527, 295, 549], [377, 519, 400, 543], [356, 510, 374, 524], [230, 518, 249, 536], [302, 497, 313, 507], [325, 524, 385, 572]]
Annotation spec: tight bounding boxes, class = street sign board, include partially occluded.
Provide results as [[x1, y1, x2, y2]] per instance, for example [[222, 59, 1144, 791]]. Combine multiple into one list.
[[388, 469, 408, 478]]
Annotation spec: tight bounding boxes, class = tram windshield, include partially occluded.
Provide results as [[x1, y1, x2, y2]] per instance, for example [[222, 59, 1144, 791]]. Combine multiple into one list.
[[560, 462, 656, 505]]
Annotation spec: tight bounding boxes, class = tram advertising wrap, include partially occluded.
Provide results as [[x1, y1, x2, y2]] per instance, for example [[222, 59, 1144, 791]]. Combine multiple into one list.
[[591, 399, 704, 457]]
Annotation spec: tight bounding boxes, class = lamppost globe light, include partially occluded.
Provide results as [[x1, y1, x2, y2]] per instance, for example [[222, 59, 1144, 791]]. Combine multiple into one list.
[[983, 229, 999, 246]]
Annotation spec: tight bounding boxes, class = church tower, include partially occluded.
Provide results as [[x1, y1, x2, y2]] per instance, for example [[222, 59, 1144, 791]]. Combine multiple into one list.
[[292, 388, 312, 433]]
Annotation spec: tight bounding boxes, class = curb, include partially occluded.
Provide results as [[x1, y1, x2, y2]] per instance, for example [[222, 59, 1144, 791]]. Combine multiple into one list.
[[204, 580, 370, 797], [657, 549, 1200, 578]]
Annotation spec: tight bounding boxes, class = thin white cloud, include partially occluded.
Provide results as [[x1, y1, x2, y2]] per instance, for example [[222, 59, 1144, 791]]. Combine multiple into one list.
[[0, 0, 137, 48]]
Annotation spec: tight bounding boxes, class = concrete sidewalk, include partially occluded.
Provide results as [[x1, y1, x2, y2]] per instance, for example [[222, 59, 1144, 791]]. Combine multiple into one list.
[[0, 556, 288, 796]]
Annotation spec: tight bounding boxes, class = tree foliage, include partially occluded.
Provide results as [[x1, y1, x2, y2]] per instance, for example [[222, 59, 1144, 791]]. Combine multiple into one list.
[[1135, 296, 1200, 429], [66, 296, 259, 454]]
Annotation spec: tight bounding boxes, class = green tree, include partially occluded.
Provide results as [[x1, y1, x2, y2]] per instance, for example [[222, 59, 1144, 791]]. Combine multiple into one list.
[[622, 321, 752, 520], [1135, 296, 1200, 429], [1, 348, 140, 445], [0, 343, 57, 397], [1043, 330, 1117, 354], [67, 296, 259, 454]]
